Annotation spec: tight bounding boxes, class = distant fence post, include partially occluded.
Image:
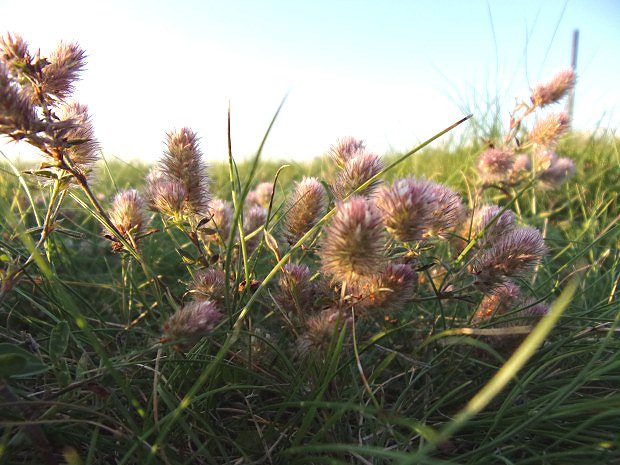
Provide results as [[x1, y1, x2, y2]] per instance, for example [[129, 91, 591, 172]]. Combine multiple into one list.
[[566, 29, 579, 127]]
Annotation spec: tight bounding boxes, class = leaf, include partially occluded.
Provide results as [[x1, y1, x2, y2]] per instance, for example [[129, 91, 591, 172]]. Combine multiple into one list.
[[0, 344, 49, 378], [0, 354, 27, 378], [49, 321, 70, 365]]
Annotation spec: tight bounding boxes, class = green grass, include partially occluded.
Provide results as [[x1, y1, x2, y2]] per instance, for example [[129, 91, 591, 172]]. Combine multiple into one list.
[[0, 128, 619, 465]]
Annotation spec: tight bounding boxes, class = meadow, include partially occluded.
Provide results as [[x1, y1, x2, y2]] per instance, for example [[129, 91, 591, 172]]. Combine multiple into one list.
[[1, 34, 619, 464]]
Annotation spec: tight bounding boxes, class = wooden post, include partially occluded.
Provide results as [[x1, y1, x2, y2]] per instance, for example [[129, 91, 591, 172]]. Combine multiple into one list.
[[566, 29, 579, 126]]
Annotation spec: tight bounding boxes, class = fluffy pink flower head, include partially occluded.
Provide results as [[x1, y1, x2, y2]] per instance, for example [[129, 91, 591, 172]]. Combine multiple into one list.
[[470, 205, 516, 246], [146, 169, 187, 218], [57, 101, 100, 172], [41, 42, 86, 101], [0, 60, 35, 134], [204, 198, 233, 242], [106, 189, 147, 238], [275, 263, 315, 317], [531, 69, 576, 107], [246, 182, 274, 208], [377, 178, 462, 242], [539, 157, 575, 188], [283, 176, 327, 245], [366, 263, 416, 313], [473, 282, 522, 324], [0, 33, 29, 65], [332, 151, 383, 200], [328, 136, 365, 168], [472, 226, 548, 290], [296, 307, 353, 359], [477, 147, 515, 183], [320, 196, 386, 284], [159, 128, 211, 217], [243, 205, 267, 254], [162, 300, 222, 345], [528, 112, 570, 147], [191, 268, 227, 305]]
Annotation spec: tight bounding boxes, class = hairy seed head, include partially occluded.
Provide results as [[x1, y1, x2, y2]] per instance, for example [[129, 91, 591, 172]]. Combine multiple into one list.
[[0, 33, 29, 67], [246, 182, 273, 208], [528, 112, 570, 147], [472, 226, 548, 290], [320, 196, 385, 284], [191, 268, 227, 305], [41, 42, 86, 100], [477, 147, 515, 183], [366, 263, 416, 313], [328, 136, 365, 168], [160, 128, 211, 217], [531, 69, 576, 107], [106, 189, 147, 238], [473, 282, 522, 324], [243, 205, 267, 254], [162, 299, 222, 344], [539, 157, 575, 188], [204, 198, 233, 242], [332, 151, 383, 200], [0, 61, 35, 134], [146, 170, 187, 217], [275, 263, 315, 317], [283, 176, 327, 245], [296, 308, 352, 359], [57, 101, 100, 172]]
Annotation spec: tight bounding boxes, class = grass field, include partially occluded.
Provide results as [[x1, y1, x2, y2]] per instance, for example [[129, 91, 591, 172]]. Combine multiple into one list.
[[1, 35, 620, 464]]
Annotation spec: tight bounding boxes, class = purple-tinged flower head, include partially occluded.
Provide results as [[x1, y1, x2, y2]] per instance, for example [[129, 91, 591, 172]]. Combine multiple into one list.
[[243, 205, 267, 254], [320, 196, 386, 284], [41, 42, 86, 101], [520, 299, 550, 320], [0, 33, 29, 68], [472, 226, 548, 291], [539, 157, 575, 188], [162, 299, 222, 345], [0, 61, 35, 134], [204, 198, 233, 242], [477, 147, 515, 183], [296, 307, 353, 359], [473, 282, 522, 324], [275, 263, 315, 317], [469, 205, 516, 248], [146, 168, 187, 218], [57, 101, 100, 173], [246, 182, 273, 208], [366, 263, 416, 313], [332, 151, 383, 200], [106, 189, 148, 239], [160, 128, 211, 217], [531, 69, 576, 108], [528, 112, 570, 147], [191, 268, 227, 305], [283, 176, 327, 245], [425, 183, 466, 238], [377, 178, 459, 243], [328, 136, 365, 168]]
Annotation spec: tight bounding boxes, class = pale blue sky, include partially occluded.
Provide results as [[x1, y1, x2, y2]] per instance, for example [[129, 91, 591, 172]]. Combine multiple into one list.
[[1, 0, 618, 162]]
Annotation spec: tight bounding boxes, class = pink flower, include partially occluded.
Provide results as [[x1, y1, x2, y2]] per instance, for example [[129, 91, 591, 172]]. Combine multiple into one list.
[[283, 177, 326, 245]]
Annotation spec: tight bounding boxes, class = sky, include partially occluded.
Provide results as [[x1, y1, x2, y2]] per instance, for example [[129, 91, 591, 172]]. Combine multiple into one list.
[[0, 0, 619, 163]]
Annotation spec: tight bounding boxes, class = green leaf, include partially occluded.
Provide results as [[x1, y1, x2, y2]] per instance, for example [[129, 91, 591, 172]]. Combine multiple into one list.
[[0, 343, 49, 378], [49, 321, 70, 365], [0, 354, 27, 378]]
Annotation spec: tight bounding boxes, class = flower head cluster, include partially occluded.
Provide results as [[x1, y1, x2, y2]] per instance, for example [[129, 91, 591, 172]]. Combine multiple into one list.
[[472, 226, 548, 290], [377, 178, 464, 242], [328, 136, 365, 168], [246, 182, 273, 208], [191, 268, 227, 305], [106, 189, 147, 239], [332, 151, 383, 200], [528, 112, 570, 147], [476, 147, 515, 183], [320, 197, 385, 284], [365, 263, 416, 313], [148, 128, 211, 218], [531, 69, 576, 108], [57, 101, 100, 174], [296, 308, 353, 360], [243, 205, 267, 254], [41, 42, 86, 101], [203, 198, 233, 243], [282, 177, 326, 245], [162, 300, 222, 345], [275, 263, 315, 317]]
